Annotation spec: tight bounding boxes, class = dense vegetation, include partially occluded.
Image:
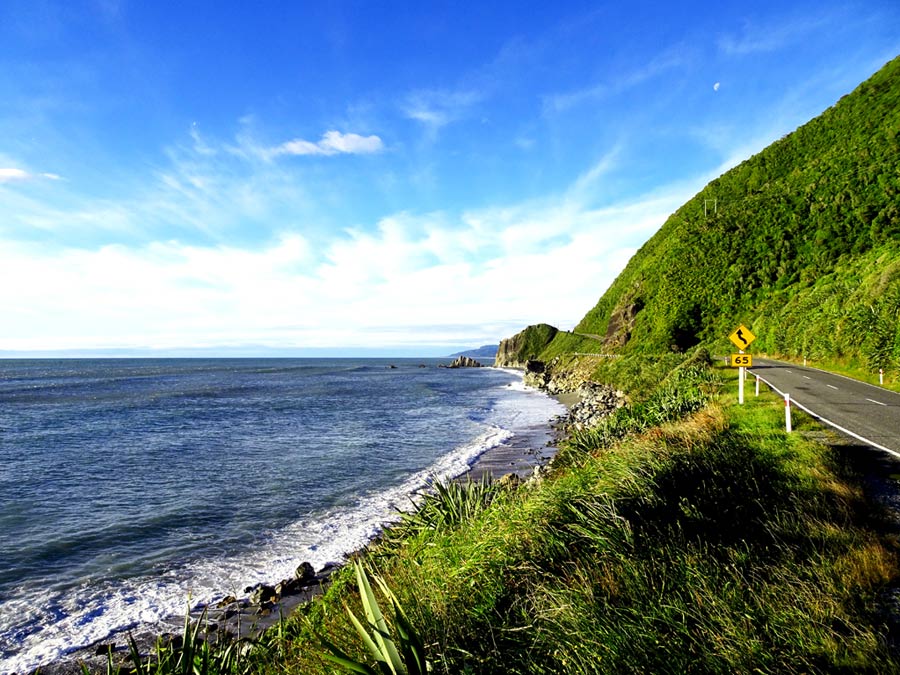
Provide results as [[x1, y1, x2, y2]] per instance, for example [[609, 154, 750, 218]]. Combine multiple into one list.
[[566, 56, 900, 373]]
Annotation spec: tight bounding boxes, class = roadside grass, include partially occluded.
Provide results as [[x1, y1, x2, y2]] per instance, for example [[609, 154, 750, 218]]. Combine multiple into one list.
[[101, 358, 900, 674]]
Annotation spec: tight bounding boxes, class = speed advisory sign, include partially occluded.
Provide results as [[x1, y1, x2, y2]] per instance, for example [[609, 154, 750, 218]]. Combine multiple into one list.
[[731, 354, 752, 367]]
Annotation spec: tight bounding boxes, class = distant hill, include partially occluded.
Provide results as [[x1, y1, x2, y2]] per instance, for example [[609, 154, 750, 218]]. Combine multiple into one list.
[[515, 55, 900, 372], [448, 344, 499, 359]]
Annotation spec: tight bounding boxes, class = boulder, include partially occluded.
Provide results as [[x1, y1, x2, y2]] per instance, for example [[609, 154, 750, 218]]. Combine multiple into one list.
[[296, 561, 316, 583], [247, 583, 277, 604], [275, 578, 301, 597]]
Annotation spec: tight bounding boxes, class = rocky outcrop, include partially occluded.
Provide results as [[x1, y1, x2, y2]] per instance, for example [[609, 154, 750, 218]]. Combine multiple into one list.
[[494, 324, 559, 368], [523, 357, 588, 394], [229, 560, 331, 617], [446, 356, 483, 368], [567, 382, 627, 429], [522, 356, 627, 430], [604, 300, 642, 348]]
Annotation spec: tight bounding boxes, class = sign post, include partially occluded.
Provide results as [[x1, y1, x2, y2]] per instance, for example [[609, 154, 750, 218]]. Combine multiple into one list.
[[728, 325, 757, 405]]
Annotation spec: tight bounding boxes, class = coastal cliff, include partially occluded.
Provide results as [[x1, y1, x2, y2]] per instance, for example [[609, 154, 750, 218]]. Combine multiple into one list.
[[494, 323, 558, 368]]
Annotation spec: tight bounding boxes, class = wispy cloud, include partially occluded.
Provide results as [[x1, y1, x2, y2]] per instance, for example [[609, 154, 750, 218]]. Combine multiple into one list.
[[402, 88, 482, 134], [544, 48, 690, 114], [717, 14, 832, 56], [0, 167, 61, 182], [566, 146, 622, 203], [268, 130, 384, 157]]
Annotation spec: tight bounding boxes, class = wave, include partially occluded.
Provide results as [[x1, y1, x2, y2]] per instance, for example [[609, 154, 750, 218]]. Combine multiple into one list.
[[0, 412, 526, 674]]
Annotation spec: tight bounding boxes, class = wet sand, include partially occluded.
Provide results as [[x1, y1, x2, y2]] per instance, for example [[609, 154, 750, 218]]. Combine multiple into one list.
[[464, 419, 562, 481]]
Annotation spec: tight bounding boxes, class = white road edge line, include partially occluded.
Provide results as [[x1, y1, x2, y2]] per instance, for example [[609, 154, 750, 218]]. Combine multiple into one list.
[[754, 374, 900, 460], [827, 384, 838, 390], [866, 398, 887, 406], [803, 376, 812, 380]]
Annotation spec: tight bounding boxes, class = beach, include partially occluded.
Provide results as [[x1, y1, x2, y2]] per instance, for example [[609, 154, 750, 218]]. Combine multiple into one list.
[[0, 360, 566, 674]]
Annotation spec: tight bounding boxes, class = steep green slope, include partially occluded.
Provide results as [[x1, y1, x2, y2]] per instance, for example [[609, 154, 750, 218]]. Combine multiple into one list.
[[564, 56, 900, 371]]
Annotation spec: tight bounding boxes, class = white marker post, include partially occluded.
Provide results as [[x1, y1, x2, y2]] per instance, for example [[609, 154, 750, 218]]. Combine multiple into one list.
[[880, 368, 884, 386], [785, 393, 792, 433], [755, 374, 760, 397]]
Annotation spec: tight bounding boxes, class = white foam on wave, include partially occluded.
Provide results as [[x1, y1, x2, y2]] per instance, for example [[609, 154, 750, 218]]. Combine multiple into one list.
[[1, 426, 517, 674], [184, 423, 515, 590], [493, 369, 566, 420], [1, 372, 563, 675]]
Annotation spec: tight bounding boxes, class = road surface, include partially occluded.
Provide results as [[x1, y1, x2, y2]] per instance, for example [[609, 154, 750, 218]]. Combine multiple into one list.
[[748, 358, 900, 458]]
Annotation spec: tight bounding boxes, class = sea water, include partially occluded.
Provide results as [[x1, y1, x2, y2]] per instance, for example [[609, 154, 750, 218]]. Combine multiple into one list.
[[0, 358, 563, 673]]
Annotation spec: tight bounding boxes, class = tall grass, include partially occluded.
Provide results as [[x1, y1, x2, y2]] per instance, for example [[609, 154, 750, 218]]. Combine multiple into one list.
[[559, 355, 721, 466]]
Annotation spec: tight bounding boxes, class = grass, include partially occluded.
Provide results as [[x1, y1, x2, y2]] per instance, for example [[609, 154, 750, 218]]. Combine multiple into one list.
[[90, 356, 900, 674]]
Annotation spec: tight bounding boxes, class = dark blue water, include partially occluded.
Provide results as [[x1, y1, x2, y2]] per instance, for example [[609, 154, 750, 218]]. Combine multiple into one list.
[[0, 358, 562, 672]]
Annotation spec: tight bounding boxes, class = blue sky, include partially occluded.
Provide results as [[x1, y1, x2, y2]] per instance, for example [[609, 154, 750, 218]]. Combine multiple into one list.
[[1, 1, 898, 356]]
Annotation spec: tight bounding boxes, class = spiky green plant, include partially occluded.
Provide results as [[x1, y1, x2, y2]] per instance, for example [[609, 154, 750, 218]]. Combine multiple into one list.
[[391, 475, 500, 540], [321, 560, 428, 675], [92, 605, 257, 675]]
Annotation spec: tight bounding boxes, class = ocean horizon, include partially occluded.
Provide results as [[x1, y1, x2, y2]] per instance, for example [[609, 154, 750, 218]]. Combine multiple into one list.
[[0, 358, 563, 673]]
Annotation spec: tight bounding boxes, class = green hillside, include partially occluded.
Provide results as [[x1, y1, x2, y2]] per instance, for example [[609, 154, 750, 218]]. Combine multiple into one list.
[[561, 56, 900, 371]]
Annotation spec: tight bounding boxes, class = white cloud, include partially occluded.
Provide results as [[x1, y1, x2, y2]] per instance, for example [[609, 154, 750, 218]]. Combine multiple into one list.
[[0, 174, 693, 353], [713, 82, 721, 92], [0, 168, 30, 182], [0, 167, 62, 183], [566, 147, 622, 203], [270, 130, 384, 157]]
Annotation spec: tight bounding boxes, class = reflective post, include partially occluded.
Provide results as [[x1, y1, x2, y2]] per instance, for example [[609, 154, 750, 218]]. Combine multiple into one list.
[[785, 393, 792, 433]]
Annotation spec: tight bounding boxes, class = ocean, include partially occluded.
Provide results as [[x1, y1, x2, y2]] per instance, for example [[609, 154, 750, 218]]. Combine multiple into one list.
[[0, 358, 563, 673]]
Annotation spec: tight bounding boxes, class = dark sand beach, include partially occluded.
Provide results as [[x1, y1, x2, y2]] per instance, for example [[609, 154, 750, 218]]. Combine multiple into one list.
[[34, 380, 569, 675]]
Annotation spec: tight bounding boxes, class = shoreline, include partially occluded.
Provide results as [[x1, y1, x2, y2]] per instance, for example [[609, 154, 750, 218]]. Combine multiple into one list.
[[27, 369, 569, 675]]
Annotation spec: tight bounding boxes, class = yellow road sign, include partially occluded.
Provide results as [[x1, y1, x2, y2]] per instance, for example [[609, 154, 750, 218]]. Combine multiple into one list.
[[729, 324, 756, 350], [731, 354, 752, 367]]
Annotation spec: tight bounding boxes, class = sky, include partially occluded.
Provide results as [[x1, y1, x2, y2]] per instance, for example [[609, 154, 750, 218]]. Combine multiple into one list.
[[1, 1, 898, 357]]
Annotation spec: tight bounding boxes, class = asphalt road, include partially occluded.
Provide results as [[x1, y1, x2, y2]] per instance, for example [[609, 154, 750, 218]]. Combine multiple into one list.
[[748, 358, 900, 457]]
